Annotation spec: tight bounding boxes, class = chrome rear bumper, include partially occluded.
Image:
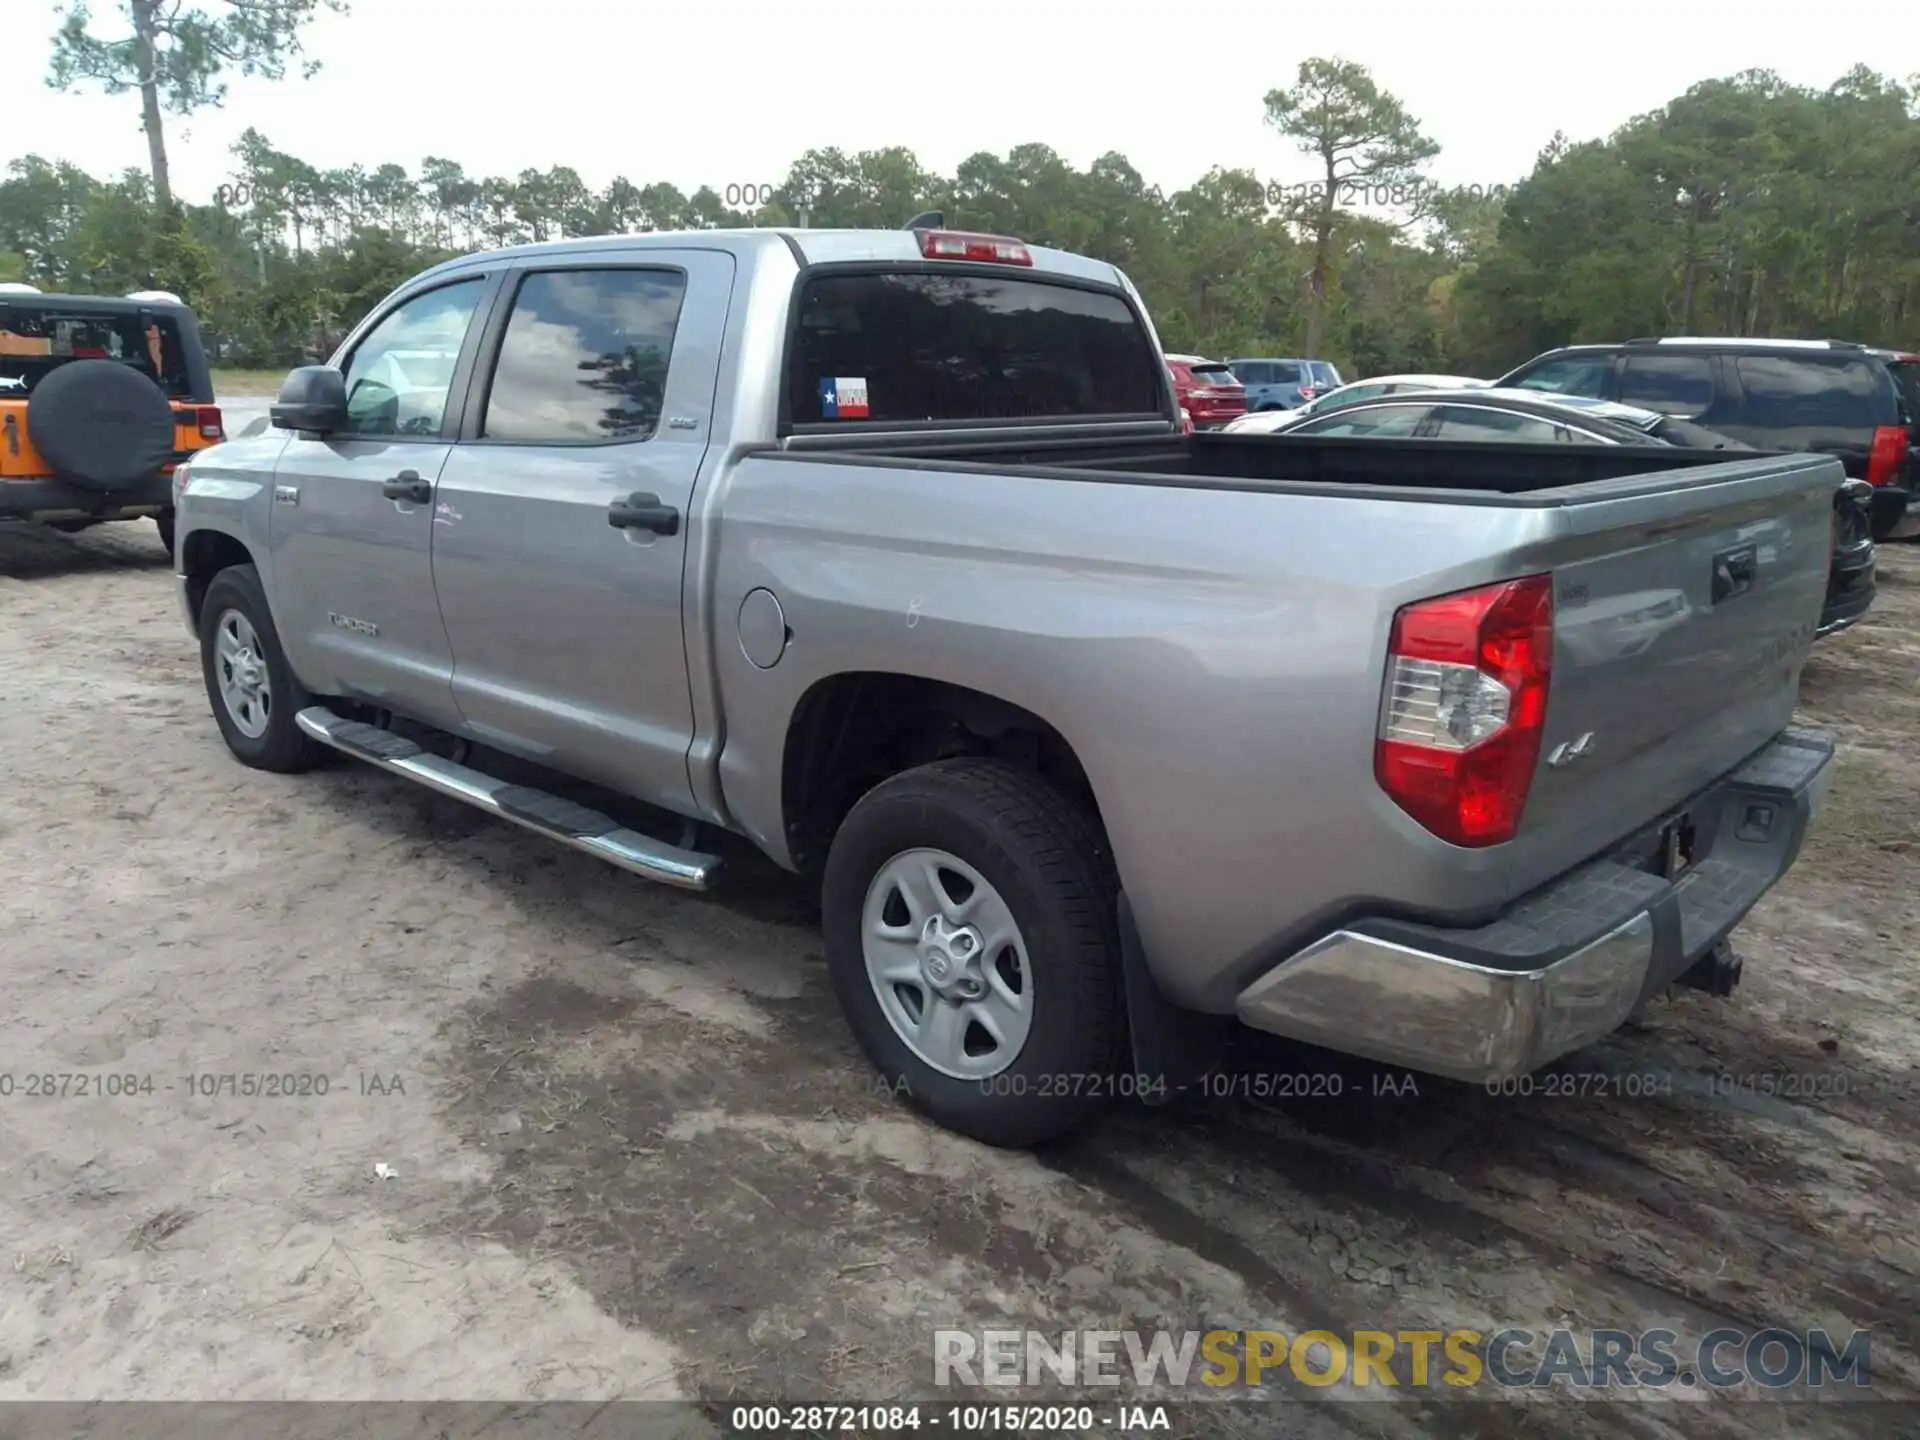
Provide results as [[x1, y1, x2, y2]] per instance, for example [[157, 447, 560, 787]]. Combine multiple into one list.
[[1235, 728, 1834, 1082]]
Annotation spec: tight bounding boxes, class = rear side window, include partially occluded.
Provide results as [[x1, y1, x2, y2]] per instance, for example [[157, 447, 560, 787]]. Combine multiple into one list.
[[1432, 405, 1578, 443], [484, 268, 687, 442], [1732, 356, 1891, 433], [786, 271, 1164, 426], [1619, 354, 1716, 418], [0, 306, 192, 398], [1886, 359, 1919, 423], [1296, 403, 1431, 437], [1309, 362, 1342, 386]]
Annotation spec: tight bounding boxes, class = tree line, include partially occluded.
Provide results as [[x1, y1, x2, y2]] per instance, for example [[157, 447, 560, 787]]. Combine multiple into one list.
[[5, 50, 1914, 378]]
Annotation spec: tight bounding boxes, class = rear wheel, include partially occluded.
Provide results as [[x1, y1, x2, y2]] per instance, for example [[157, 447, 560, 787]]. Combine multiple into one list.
[[154, 509, 175, 556], [821, 758, 1124, 1147], [198, 563, 324, 773]]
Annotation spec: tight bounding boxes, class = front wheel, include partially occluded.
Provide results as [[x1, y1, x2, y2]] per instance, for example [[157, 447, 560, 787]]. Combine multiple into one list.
[[821, 758, 1124, 1147], [198, 563, 325, 773]]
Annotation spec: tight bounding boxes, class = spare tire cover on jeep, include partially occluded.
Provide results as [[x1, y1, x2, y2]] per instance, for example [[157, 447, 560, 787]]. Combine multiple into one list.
[[25, 359, 177, 491]]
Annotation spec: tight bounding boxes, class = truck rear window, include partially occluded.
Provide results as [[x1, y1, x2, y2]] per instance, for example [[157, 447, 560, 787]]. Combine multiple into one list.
[[785, 271, 1165, 427], [0, 306, 193, 399]]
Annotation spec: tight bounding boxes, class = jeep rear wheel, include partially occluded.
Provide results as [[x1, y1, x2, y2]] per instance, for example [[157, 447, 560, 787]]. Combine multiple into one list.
[[821, 758, 1123, 1148]]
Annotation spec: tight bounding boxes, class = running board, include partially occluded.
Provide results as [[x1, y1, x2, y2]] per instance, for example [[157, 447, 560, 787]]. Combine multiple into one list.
[[295, 706, 720, 891]]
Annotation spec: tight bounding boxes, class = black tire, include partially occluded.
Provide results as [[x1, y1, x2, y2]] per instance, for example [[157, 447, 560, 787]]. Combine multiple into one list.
[[25, 360, 177, 491], [821, 758, 1124, 1148], [198, 563, 325, 773], [154, 509, 175, 556]]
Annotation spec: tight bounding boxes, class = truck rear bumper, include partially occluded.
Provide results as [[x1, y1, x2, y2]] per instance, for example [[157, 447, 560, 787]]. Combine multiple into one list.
[[1234, 728, 1833, 1082]]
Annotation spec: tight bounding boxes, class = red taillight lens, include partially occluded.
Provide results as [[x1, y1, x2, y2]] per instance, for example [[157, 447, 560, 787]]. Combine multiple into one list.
[[916, 229, 1033, 266], [197, 404, 224, 440], [1375, 575, 1554, 848], [1866, 425, 1907, 487]]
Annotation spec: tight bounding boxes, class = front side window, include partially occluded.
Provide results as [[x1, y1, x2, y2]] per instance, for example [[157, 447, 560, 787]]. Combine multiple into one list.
[[484, 268, 687, 442], [341, 279, 485, 437], [785, 271, 1163, 426], [1506, 354, 1613, 398], [1320, 383, 1382, 411]]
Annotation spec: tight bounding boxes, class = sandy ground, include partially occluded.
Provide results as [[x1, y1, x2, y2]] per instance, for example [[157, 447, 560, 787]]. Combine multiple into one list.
[[0, 518, 1916, 1439]]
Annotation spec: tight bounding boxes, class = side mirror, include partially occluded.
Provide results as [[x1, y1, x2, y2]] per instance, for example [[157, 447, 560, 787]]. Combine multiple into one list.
[[270, 365, 348, 435]]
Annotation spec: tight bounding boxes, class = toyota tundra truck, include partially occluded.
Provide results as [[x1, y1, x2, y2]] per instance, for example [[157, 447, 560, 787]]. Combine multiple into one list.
[[170, 221, 1838, 1147]]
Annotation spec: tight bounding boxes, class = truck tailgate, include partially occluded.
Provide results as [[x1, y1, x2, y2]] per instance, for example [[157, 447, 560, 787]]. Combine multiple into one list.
[[1513, 456, 1834, 883]]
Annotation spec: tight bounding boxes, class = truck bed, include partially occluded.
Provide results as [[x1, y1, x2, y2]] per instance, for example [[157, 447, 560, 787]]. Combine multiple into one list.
[[790, 425, 1771, 497], [729, 431, 1838, 1011]]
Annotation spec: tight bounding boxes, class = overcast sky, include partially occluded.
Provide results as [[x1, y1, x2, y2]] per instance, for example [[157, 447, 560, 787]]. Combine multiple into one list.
[[13, 0, 1916, 204]]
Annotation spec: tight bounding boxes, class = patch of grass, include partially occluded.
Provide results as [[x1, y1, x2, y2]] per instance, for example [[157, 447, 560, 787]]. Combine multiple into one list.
[[210, 368, 286, 398]]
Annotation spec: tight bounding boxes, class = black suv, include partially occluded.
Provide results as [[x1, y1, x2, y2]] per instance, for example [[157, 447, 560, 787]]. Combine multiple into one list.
[[1496, 339, 1919, 542]]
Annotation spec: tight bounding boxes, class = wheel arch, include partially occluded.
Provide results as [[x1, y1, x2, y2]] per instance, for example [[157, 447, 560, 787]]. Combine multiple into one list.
[[179, 526, 260, 631], [777, 670, 1106, 880]]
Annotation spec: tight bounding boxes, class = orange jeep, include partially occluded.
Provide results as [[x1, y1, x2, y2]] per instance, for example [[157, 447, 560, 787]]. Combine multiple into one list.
[[0, 287, 225, 554]]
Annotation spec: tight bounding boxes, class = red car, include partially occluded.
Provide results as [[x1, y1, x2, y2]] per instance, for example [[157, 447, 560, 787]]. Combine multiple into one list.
[[1165, 353, 1246, 429]]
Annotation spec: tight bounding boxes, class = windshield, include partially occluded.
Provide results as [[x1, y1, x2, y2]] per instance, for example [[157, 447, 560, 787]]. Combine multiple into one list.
[[1189, 365, 1240, 388], [0, 305, 192, 398]]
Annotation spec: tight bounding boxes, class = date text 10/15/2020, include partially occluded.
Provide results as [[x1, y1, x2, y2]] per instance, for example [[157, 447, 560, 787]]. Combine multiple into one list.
[[0, 1071, 408, 1099]]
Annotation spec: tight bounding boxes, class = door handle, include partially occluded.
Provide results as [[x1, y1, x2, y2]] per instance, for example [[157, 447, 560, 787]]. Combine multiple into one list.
[[1711, 544, 1757, 605], [382, 470, 432, 504], [608, 491, 680, 536]]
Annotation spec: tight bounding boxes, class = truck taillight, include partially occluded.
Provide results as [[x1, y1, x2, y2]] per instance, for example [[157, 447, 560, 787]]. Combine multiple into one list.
[[916, 229, 1033, 266], [197, 405, 224, 440], [1375, 575, 1553, 848], [1865, 425, 1907, 487]]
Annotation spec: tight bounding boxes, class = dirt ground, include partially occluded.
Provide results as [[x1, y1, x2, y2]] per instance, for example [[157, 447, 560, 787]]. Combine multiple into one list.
[[0, 518, 1916, 1439]]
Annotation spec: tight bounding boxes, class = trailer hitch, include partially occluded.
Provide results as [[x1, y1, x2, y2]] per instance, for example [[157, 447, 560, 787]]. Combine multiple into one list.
[[1676, 940, 1743, 998]]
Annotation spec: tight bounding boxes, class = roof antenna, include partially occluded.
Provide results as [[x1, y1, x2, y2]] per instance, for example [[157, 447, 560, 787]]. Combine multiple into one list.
[[903, 211, 944, 230]]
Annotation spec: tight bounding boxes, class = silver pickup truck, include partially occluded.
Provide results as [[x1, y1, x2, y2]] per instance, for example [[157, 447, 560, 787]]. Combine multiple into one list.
[[171, 223, 1838, 1147]]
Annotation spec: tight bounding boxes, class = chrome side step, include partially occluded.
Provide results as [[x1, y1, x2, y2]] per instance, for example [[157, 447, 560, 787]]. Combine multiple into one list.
[[294, 705, 721, 891]]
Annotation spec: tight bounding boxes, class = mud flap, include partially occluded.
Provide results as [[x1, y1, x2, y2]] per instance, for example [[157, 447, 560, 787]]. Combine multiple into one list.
[[1118, 892, 1232, 1104]]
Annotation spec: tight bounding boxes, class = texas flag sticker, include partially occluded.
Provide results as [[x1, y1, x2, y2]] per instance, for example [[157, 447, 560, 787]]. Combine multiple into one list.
[[819, 376, 870, 419]]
